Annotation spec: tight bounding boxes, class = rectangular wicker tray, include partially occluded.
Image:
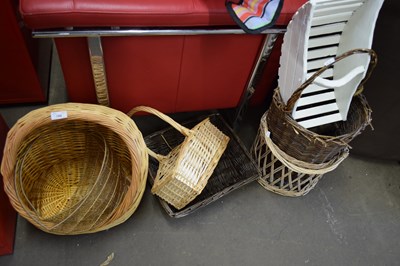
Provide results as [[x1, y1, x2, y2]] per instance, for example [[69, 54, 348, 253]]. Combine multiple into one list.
[[145, 113, 260, 218]]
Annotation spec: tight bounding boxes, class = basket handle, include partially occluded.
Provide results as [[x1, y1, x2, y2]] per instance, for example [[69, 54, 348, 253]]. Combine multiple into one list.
[[285, 48, 378, 112], [127, 106, 192, 161]]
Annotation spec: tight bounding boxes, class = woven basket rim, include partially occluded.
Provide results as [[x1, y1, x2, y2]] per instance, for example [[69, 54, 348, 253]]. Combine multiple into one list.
[[1, 103, 141, 176]]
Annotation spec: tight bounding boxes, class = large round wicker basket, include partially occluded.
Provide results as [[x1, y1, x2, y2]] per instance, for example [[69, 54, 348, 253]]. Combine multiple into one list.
[[1, 103, 148, 235]]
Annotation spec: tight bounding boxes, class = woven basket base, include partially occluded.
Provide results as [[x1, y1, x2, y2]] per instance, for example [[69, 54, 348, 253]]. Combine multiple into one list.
[[252, 126, 323, 197], [30, 159, 92, 221], [146, 113, 260, 217]]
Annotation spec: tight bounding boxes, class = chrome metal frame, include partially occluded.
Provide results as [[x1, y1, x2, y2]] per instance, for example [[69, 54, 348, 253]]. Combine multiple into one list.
[[233, 33, 280, 128], [33, 28, 285, 38], [33, 27, 286, 125]]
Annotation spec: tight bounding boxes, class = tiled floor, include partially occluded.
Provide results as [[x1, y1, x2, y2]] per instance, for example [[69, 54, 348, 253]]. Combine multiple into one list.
[[1, 44, 400, 266]]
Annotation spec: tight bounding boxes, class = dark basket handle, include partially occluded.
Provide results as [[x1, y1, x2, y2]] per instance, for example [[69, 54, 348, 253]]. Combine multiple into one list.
[[285, 48, 378, 112]]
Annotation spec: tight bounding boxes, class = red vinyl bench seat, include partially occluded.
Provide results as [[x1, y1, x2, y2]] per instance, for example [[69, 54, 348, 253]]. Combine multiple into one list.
[[20, 0, 306, 114]]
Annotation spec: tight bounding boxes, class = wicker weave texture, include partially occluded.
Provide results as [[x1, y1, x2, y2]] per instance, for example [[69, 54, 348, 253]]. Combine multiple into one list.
[[1, 103, 148, 235], [267, 49, 376, 164], [90, 55, 110, 106], [146, 114, 259, 218], [252, 121, 322, 197], [267, 91, 371, 163], [129, 106, 230, 210], [267, 49, 377, 164]]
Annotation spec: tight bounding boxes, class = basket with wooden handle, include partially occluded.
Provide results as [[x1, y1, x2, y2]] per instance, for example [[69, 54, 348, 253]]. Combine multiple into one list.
[[128, 106, 230, 210], [1, 103, 148, 235]]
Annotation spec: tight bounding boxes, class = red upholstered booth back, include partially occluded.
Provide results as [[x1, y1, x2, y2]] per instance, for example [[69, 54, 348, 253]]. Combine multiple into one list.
[[0, 0, 46, 105], [20, 0, 306, 113], [0, 116, 16, 256]]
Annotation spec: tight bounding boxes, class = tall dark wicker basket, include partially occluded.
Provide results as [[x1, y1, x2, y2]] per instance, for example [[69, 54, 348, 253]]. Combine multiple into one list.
[[252, 49, 376, 196]]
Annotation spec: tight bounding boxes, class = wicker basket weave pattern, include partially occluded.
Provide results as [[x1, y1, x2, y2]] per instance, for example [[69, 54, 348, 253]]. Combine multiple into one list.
[[146, 114, 260, 218], [15, 129, 123, 231], [268, 49, 375, 164], [90, 55, 110, 106], [252, 49, 376, 196], [128, 106, 230, 210], [253, 115, 322, 196], [268, 91, 372, 163], [1, 103, 148, 235]]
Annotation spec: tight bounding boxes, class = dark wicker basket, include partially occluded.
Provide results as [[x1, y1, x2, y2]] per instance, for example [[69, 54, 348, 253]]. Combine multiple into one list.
[[268, 92, 372, 163], [267, 49, 376, 164], [145, 113, 260, 218], [252, 113, 348, 197]]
